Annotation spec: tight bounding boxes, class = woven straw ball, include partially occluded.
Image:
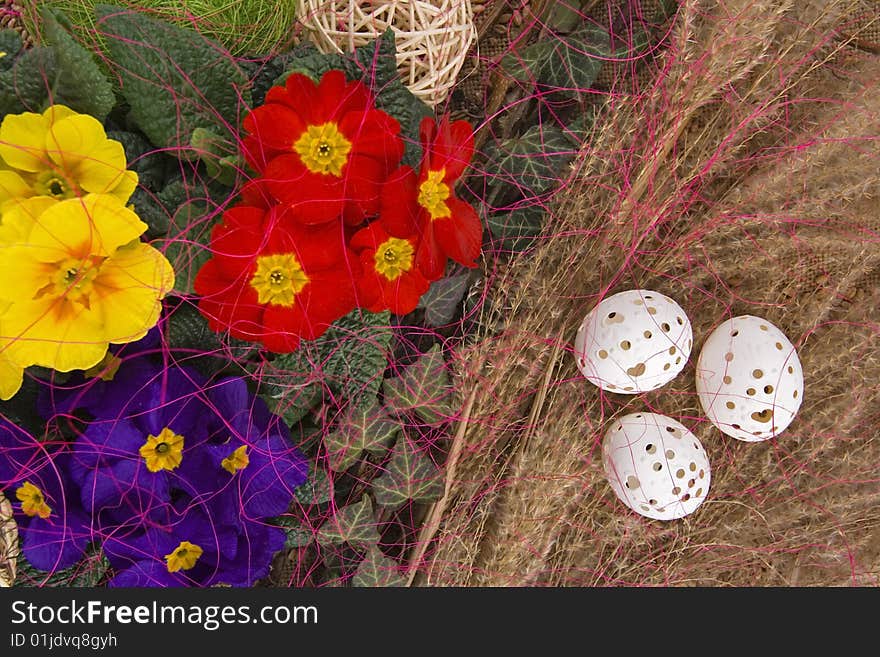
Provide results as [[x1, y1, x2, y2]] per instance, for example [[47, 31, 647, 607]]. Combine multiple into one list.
[[299, 0, 476, 107]]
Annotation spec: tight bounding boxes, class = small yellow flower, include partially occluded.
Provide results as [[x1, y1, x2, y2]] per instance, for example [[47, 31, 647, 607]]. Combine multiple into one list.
[[0, 105, 138, 214], [139, 427, 185, 473], [165, 541, 203, 573], [249, 253, 310, 307], [15, 481, 51, 519], [373, 237, 415, 281], [221, 445, 250, 474], [0, 194, 174, 398], [294, 122, 352, 177], [417, 169, 452, 220]]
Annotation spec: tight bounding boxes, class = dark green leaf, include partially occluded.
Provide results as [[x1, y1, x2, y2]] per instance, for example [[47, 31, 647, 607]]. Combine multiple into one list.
[[325, 399, 399, 472], [272, 516, 314, 548], [106, 130, 168, 191], [14, 547, 109, 587], [294, 466, 333, 505], [96, 4, 251, 158], [156, 197, 214, 296], [352, 546, 406, 587], [41, 8, 115, 121], [487, 206, 544, 252], [0, 30, 23, 72], [502, 25, 608, 95], [372, 432, 443, 508], [419, 274, 470, 326], [0, 47, 57, 114], [316, 495, 380, 547], [383, 344, 453, 425], [190, 126, 240, 186], [485, 123, 575, 198], [262, 309, 392, 417]]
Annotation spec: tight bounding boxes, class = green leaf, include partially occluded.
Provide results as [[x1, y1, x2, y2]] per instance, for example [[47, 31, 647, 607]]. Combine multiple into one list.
[[487, 206, 544, 252], [190, 126, 240, 186], [156, 197, 213, 296], [0, 30, 23, 72], [383, 344, 453, 425], [163, 300, 257, 371], [325, 399, 399, 472], [96, 4, 251, 158], [501, 25, 608, 95], [106, 130, 168, 192], [316, 494, 380, 547], [41, 8, 115, 121], [14, 547, 109, 587], [485, 123, 575, 199], [262, 309, 393, 418], [372, 432, 443, 508], [352, 546, 406, 587], [271, 516, 314, 548], [294, 466, 333, 505], [0, 47, 57, 114], [419, 274, 470, 326]]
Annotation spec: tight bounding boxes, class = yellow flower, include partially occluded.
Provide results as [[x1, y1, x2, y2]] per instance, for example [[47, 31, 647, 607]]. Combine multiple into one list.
[[15, 481, 51, 519], [165, 541, 203, 573], [221, 445, 250, 474], [139, 427, 185, 473], [0, 105, 138, 216], [0, 194, 174, 397]]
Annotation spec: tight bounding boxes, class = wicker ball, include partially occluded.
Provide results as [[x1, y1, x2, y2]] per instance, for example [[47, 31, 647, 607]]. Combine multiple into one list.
[[299, 0, 476, 107]]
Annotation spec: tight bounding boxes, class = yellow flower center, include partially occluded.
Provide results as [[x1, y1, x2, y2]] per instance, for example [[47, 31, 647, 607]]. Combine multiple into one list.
[[221, 445, 250, 475], [42, 257, 101, 306], [417, 169, 452, 220], [83, 352, 123, 382], [33, 170, 76, 200], [15, 481, 51, 519], [165, 540, 203, 573], [139, 427, 185, 473], [250, 253, 310, 307], [293, 122, 352, 177], [374, 237, 415, 281]]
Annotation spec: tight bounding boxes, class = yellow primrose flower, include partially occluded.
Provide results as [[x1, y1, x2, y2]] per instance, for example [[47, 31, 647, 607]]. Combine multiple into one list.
[[0, 194, 174, 397], [0, 105, 138, 213]]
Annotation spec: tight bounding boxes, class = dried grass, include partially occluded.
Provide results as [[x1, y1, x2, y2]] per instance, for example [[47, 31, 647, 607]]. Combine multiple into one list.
[[416, 0, 880, 586]]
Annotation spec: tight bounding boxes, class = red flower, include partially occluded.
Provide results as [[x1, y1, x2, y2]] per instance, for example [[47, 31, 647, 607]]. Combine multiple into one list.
[[380, 116, 481, 280], [242, 70, 404, 225], [193, 203, 359, 352], [351, 222, 429, 315]]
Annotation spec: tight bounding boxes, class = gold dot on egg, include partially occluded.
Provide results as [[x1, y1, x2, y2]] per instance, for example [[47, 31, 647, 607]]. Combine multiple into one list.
[[676, 469, 685, 479], [723, 375, 732, 384], [760, 324, 769, 331], [725, 352, 734, 362], [747, 388, 756, 396], [753, 369, 763, 379], [620, 340, 631, 351], [793, 390, 798, 398], [668, 346, 677, 355], [644, 330, 652, 339], [775, 342, 783, 350], [647, 307, 657, 315], [665, 449, 675, 459], [726, 401, 735, 409], [598, 349, 608, 359], [663, 363, 671, 371]]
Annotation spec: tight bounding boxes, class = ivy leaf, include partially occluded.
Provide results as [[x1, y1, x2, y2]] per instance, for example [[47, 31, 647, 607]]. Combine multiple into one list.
[[272, 516, 314, 549], [352, 547, 406, 587], [383, 344, 453, 425], [41, 8, 115, 121], [316, 495, 380, 547], [14, 547, 109, 587], [262, 309, 392, 419], [294, 466, 333, 505], [501, 25, 608, 95], [325, 399, 399, 472], [372, 432, 443, 508], [487, 206, 544, 252], [484, 123, 575, 200], [419, 274, 470, 327], [96, 4, 251, 158]]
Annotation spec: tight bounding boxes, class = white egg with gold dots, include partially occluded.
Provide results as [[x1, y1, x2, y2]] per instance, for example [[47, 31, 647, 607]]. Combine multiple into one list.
[[696, 315, 803, 442], [574, 289, 693, 393], [602, 412, 711, 521]]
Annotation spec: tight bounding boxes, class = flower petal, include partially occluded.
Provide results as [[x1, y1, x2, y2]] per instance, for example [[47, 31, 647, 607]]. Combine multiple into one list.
[[0, 110, 51, 172]]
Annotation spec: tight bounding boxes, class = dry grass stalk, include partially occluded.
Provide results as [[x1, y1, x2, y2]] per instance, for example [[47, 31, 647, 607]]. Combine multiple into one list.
[[0, 491, 18, 587], [415, 0, 880, 586]]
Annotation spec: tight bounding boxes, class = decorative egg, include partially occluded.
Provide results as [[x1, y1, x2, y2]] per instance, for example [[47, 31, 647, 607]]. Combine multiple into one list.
[[602, 412, 711, 521], [574, 290, 693, 393], [695, 316, 804, 442]]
